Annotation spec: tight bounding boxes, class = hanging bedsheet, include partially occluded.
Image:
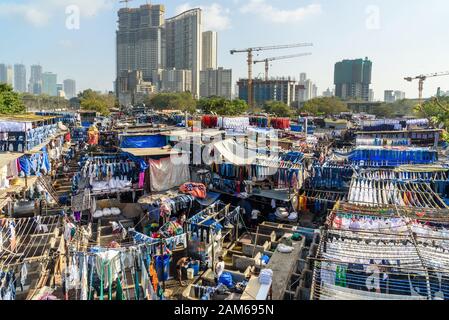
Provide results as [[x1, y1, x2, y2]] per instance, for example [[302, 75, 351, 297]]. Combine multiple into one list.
[[218, 117, 250, 132], [360, 119, 401, 131], [148, 157, 190, 192], [345, 146, 438, 166]]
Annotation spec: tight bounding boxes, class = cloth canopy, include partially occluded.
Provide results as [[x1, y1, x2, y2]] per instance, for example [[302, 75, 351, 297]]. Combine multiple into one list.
[[120, 135, 167, 149], [213, 139, 257, 166]]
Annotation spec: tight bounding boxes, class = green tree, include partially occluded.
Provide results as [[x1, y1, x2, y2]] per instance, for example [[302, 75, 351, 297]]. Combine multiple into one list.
[[0, 84, 26, 114], [78, 89, 116, 116], [415, 96, 449, 129], [302, 97, 348, 115], [147, 92, 197, 114], [263, 101, 293, 117], [198, 97, 248, 116]]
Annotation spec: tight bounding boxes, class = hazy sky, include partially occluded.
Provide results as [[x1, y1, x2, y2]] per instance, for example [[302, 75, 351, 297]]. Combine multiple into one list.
[[1, 0, 448, 100]]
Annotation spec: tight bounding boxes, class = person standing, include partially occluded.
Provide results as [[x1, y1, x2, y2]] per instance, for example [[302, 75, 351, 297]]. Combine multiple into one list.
[[176, 257, 191, 287], [215, 256, 225, 285], [251, 210, 260, 229]]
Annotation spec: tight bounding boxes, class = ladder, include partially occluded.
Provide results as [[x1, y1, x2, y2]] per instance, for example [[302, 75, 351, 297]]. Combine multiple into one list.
[[37, 176, 61, 208]]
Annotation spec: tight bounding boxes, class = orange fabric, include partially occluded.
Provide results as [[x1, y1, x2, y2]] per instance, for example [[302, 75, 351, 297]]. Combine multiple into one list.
[[149, 262, 158, 292], [179, 182, 207, 199]]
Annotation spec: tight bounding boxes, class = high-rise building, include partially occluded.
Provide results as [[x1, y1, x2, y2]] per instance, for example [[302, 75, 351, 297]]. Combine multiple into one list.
[[296, 73, 317, 102], [63, 79, 77, 99], [0, 64, 8, 84], [56, 83, 65, 98], [117, 70, 155, 106], [116, 4, 165, 84], [384, 90, 394, 103], [385, 90, 405, 103], [202, 31, 217, 70], [369, 89, 375, 102], [164, 8, 202, 98], [0, 64, 13, 85], [13, 64, 27, 93], [6, 66, 13, 86], [238, 77, 296, 107], [200, 68, 232, 99], [323, 88, 334, 97], [29, 65, 43, 95], [394, 90, 405, 101], [334, 57, 372, 101], [42, 72, 58, 96], [156, 68, 192, 93]]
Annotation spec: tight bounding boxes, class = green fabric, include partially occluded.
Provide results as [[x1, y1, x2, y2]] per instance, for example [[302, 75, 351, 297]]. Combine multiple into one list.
[[99, 261, 105, 301], [134, 269, 140, 300], [88, 260, 94, 300], [116, 277, 124, 300], [291, 233, 302, 241], [335, 265, 347, 287]]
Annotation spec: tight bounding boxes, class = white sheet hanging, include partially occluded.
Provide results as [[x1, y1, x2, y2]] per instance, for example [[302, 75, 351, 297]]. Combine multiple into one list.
[[213, 139, 257, 166], [149, 157, 190, 192]]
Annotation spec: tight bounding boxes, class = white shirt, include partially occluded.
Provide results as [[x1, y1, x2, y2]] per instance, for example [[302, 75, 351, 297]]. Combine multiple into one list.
[[251, 210, 260, 220], [215, 261, 225, 279]]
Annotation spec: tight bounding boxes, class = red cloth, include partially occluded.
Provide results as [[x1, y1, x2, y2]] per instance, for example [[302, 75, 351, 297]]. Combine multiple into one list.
[[87, 131, 99, 145], [270, 118, 290, 129], [179, 182, 207, 199], [64, 132, 71, 143], [202, 115, 218, 128]]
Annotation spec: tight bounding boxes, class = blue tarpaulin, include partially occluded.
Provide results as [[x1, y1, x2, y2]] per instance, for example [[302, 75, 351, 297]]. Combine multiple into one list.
[[120, 135, 167, 149]]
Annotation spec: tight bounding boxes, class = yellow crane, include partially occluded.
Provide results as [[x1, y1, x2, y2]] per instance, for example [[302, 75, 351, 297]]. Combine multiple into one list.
[[404, 71, 449, 105], [230, 43, 313, 107], [254, 52, 312, 81]]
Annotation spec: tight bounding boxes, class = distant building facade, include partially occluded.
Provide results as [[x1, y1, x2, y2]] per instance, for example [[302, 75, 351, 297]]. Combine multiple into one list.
[[118, 70, 156, 106], [164, 8, 202, 98], [296, 73, 317, 102], [14, 64, 27, 93], [384, 90, 405, 103], [200, 67, 232, 99], [42, 72, 57, 96], [202, 31, 217, 70], [29, 65, 43, 95], [238, 77, 297, 107], [63, 79, 77, 99], [116, 4, 165, 84], [334, 57, 372, 101]]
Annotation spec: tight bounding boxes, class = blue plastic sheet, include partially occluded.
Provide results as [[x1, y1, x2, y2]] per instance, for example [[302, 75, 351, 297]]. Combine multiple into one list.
[[120, 135, 167, 148], [219, 272, 234, 288]]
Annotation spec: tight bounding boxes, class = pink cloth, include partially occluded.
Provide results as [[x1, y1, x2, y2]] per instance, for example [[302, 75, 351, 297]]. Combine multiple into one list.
[[138, 172, 145, 189]]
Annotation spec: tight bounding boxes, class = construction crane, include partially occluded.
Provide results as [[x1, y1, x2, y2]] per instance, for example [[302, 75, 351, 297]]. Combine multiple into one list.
[[230, 43, 313, 108], [119, 0, 133, 8], [254, 52, 312, 81], [404, 71, 449, 105]]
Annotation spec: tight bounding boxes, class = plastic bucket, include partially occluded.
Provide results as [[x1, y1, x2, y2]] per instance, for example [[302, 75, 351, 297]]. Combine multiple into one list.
[[187, 268, 195, 280]]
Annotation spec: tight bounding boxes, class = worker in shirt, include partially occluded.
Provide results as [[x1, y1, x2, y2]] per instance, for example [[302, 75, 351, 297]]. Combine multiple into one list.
[[251, 210, 260, 230], [214, 256, 225, 285]]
